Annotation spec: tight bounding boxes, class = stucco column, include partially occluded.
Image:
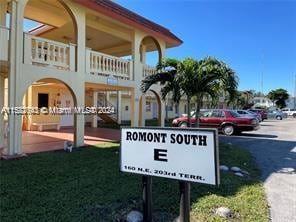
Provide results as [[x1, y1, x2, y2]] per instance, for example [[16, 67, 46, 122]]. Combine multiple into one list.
[[141, 44, 146, 64], [106, 91, 110, 104], [130, 89, 140, 127], [5, 0, 28, 155], [117, 91, 122, 124], [130, 32, 143, 126], [74, 87, 85, 147], [92, 91, 98, 128], [0, 0, 7, 26], [63, 0, 85, 73], [139, 95, 146, 126], [0, 75, 4, 149]]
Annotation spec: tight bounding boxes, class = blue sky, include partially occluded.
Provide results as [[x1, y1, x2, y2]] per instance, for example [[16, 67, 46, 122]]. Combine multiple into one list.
[[21, 0, 296, 95], [115, 0, 296, 95]]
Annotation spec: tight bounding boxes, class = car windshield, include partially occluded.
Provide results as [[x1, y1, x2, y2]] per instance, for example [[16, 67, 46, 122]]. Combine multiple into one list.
[[230, 110, 241, 117]]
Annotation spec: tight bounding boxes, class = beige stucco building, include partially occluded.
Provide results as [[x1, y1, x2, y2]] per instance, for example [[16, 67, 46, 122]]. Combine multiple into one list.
[[0, 0, 183, 156]]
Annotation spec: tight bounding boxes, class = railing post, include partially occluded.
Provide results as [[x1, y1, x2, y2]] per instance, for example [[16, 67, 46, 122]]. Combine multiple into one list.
[[85, 48, 91, 74], [23, 33, 32, 65], [69, 43, 76, 71]]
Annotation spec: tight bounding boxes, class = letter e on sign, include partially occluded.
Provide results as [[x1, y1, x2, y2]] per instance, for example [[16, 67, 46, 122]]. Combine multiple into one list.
[[154, 149, 168, 162]]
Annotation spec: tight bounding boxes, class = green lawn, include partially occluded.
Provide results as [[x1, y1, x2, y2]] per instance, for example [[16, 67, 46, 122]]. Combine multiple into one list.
[[0, 143, 269, 222]]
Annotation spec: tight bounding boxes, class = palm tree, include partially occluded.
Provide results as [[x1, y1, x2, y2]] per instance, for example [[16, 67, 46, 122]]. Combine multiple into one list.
[[141, 58, 182, 110], [176, 57, 238, 127], [141, 57, 238, 128]]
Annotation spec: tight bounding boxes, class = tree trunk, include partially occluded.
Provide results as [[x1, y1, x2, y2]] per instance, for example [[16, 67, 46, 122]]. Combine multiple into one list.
[[195, 98, 202, 128], [187, 97, 191, 127]]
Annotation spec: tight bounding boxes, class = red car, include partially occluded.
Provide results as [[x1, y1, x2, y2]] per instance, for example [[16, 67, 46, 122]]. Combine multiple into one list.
[[172, 109, 259, 136], [249, 109, 268, 120]]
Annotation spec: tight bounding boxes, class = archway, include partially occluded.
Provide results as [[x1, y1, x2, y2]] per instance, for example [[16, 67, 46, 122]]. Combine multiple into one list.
[[21, 78, 77, 153], [139, 90, 162, 127], [140, 36, 162, 67], [24, 0, 77, 44]]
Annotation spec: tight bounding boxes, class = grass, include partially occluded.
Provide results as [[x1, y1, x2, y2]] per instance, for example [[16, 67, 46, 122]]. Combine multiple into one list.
[[0, 143, 269, 222]]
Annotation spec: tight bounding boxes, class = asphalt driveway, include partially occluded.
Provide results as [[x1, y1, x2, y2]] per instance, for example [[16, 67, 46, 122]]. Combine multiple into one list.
[[220, 118, 296, 222]]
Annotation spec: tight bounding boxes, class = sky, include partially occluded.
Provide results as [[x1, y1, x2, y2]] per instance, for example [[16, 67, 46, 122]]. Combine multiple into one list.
[[114, 0, 296, 95], [21, 0, 296, 95]]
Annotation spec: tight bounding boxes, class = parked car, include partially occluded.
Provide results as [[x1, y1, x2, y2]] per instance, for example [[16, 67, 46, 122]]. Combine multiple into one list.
[[172, 109, 259, 136], [235, 109, 262, 122], [249, 109, 268, 120], [267, 110, 287, 120], [281, 108, 296, 118]]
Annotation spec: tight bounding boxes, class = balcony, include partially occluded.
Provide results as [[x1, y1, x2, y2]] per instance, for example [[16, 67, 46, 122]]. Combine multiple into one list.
[[142, 64, 157, 78], [1, 30, 158, 84], [24, 33, 76, 71], [0, 26, 9, 61], [86, 49, 132, 80]]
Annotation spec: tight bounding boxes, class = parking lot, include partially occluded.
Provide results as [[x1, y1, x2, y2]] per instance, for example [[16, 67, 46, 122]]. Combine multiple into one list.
[[220, 117, 296, 222]]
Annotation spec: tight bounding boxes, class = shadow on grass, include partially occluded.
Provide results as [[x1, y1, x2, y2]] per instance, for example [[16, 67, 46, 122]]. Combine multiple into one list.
[[0, 143, 267, 222]]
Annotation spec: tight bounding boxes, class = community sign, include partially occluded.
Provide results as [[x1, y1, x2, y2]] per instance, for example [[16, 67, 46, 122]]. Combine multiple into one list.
[[120, 127, 220, 185]]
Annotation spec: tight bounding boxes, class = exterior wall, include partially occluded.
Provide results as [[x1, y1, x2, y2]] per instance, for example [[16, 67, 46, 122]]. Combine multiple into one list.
[[252, 97, 274, 108], [25, 85, 74, 130], [1, 0, 174, 155]]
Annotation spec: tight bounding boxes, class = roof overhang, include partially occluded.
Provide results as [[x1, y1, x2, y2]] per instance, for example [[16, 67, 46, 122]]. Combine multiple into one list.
[[73, 0, 183, 48]]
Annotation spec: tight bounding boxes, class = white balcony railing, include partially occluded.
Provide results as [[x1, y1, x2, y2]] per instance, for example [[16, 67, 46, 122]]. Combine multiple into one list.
[[0, 26, 9, 61], [142, 64, 157, 77], [86, 49, 132, 80], [24, 34, 75, 71]]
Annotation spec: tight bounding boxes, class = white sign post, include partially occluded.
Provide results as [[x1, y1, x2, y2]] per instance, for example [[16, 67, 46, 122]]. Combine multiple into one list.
[[120, 127, 220, 222], [120, 127, 219, 185]]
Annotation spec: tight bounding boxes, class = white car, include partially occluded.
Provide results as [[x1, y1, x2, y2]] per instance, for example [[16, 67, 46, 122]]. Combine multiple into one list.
[[281, 108, 296, 118]]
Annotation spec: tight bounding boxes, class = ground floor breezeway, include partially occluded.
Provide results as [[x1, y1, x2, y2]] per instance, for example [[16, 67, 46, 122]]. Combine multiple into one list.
[[22, 127, 120, 154]]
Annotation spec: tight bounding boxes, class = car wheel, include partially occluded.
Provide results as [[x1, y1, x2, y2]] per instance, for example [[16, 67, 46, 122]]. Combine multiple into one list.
[[179, 122, 188, 128], [293, 113, 296, 118], [222, 125, 234, 136], [276, 115, 282, 120]]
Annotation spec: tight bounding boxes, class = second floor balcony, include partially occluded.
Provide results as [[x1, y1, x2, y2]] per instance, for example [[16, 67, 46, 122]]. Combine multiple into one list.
[[1, 26, 157, 82]]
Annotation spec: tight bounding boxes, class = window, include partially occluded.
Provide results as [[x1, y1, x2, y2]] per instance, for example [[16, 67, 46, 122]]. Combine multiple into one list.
[[146, 101, 151, 112], [38, 93, 49, 108], [200, 110, 211, 117], [230, 111, 240, 117], [211, 110, 225, 118]]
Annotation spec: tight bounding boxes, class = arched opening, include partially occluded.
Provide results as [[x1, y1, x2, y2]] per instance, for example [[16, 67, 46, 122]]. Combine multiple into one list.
[[21, 78, 77, 153], [23, 0, 77, 44], [139, 90, 162, 127], [140, 36, 162, 65], [140, 36, 162, 78], [21, 0, 78, 71]]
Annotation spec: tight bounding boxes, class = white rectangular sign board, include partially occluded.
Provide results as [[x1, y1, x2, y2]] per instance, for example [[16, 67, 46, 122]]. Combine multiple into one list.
[[120, 127, 220, 185]]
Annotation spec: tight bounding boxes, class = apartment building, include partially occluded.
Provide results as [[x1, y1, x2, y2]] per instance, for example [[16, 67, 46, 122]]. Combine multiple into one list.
[[0, 0, 182, 156]]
